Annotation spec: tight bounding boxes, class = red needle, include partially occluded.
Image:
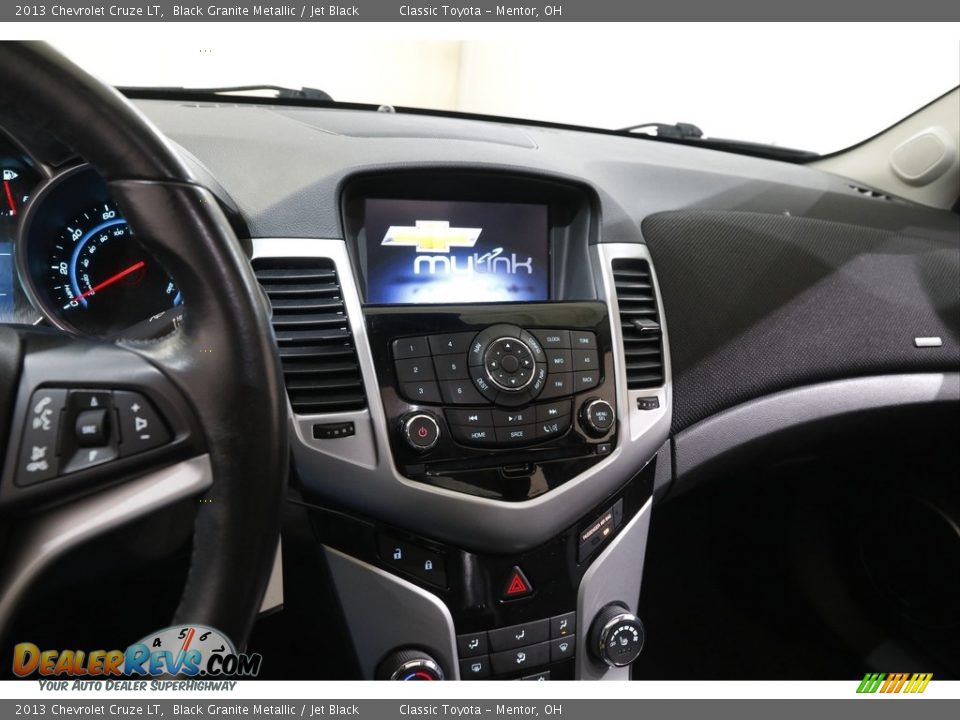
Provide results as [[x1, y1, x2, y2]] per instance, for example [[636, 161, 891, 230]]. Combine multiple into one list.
[[3, 180, 16, 215], [76, 260, 145, 301]]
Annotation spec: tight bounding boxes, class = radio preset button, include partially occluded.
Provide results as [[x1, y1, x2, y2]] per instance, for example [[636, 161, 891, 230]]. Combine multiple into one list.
[[400, 381, 442, 405], [395, 358, 436, 383], [392, 337, 431, 360], [440, 380, 487, 405], [434, 356, 470, 380], [429, 332, 476, 356]]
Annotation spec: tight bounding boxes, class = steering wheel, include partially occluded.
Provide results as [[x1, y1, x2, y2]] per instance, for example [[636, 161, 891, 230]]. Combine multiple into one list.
[[0, 42, 287, 650]]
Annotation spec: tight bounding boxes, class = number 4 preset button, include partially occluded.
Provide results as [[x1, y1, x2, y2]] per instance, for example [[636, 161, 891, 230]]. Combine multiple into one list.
[[114, 391, 171, 457]]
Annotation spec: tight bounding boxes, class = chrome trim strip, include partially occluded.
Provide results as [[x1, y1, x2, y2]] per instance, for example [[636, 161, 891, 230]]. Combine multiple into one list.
[[0, 454, 213, 630], [323, 545, 460, 680], [576, 496, 652, 680], [258, 540, 284, 614], [252, 238, 671, 554]]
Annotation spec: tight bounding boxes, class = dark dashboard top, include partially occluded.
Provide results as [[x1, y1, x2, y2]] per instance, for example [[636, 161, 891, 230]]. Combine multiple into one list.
[[130, 100, 958, 243]]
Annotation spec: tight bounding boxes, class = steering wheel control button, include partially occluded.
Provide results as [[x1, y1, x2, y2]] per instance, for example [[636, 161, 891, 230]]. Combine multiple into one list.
[[501, 566, 534, 601], [401, 413, 441, 452], [399, 380, 442, 405], [489, 619, 548, 652], [68, 389, 112, 413], [114, 391, 171, 457], [490, 641, 550, 675], [74, 408, 109, 447], [62, 443, 118, 474], [589, 603, 645, 668], [15, 388, 68, 485], [531, 329, 570, 349], [550, 611, 577, 638], [459, 655, 491, 680], [457, 632, 490, 658], [581, 398, 615, 436], [392, 336, 430, 360]]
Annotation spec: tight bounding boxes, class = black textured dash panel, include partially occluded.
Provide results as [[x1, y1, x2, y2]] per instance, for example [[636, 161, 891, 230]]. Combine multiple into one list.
[[642, 210, 960, 433]]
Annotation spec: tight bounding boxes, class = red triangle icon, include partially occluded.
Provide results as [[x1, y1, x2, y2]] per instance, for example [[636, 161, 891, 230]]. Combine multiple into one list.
[[507, 575, 528, 595], [503, 567, 533, 599]]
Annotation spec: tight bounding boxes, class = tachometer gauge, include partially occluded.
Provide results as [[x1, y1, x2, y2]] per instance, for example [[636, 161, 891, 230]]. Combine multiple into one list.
[[18, 164, 183, 337]]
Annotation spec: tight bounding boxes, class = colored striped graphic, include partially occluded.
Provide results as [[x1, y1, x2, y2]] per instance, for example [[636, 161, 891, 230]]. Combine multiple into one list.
[[856, 672, 933, 694]]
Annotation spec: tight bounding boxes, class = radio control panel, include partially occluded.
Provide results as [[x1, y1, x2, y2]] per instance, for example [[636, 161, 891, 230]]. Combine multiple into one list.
[[364, 303, 618, 501]]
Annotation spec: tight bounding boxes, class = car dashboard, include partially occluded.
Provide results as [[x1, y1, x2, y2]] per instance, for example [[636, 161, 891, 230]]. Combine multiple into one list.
[[1, 98, 958, 681]]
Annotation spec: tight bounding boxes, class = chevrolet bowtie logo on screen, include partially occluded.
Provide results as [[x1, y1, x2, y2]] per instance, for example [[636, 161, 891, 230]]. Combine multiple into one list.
[[381, 220, 483, 253], [365, 199, 549, 305]]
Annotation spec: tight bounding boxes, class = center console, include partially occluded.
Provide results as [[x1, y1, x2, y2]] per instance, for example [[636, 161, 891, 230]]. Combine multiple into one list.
[[251, 169, 672, 680]]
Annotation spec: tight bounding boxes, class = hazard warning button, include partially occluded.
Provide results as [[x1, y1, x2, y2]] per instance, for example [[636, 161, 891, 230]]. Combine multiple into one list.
[[502, 566, 534, 600]]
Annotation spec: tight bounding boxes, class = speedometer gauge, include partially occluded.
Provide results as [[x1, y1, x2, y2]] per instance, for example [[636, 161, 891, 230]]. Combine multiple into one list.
[[17, 164, 184, 337], [47, 202, 181, 331]]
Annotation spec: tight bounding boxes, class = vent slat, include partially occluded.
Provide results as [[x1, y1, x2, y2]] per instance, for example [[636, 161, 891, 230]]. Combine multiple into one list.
[[613, 258, 665, 390], [254, 257, 367, 414]]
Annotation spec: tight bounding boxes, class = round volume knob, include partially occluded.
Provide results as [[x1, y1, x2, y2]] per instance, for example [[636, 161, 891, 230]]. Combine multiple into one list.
[[401, 413, 440, 452], [589, 603, 645, 668], [376, 648, 444, 680], [580, 398, 615, 436]]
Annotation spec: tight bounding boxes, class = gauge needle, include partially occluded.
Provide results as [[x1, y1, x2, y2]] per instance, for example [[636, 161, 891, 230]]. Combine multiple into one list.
[[76, 260, 145, 301], [3, 179, 16, 215]]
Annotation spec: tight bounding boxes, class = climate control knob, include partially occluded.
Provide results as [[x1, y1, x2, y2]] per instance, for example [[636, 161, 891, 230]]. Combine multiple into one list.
[[376, 648, 444, 680], [400, 413, 440, 452], [589, 603, 645, 668], [580, 398, 615, 436]]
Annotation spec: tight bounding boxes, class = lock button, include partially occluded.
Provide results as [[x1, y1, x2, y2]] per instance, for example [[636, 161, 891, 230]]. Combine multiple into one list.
[[376, 532, 447, 588]]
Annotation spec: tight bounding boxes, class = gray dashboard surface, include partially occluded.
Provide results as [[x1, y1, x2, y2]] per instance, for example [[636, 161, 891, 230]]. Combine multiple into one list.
[[134, 100, 959, 242]]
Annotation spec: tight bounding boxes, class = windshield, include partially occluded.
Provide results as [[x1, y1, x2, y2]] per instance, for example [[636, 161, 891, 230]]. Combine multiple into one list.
[[49, 27, 960, 155]]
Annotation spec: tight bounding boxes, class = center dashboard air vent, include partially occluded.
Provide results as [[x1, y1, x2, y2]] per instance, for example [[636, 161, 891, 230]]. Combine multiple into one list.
[[253, 257, 366, 414], [612, 258, 664, 389]]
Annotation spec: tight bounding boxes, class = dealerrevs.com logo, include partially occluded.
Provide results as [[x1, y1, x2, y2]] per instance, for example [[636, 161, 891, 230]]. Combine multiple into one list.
[[13, 625, 262, 681], [856, 672, 933, 694]]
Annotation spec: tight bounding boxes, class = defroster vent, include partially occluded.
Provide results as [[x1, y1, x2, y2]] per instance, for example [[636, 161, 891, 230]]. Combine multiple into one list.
[[253, 258, 366, 414], [612, 258, 664, 388]]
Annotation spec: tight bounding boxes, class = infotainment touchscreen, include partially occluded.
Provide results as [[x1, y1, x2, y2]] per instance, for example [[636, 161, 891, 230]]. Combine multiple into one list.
[[362, 199, 549, 304]]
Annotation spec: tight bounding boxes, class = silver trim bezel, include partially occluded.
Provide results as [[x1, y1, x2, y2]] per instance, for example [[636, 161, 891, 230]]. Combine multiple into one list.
[[253, 238, 671, 554]]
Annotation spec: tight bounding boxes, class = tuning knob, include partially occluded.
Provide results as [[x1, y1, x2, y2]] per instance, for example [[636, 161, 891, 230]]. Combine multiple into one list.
[[376, 648, 444, 680], [580, 398, 615, 437], [589, 603, 645, 667]]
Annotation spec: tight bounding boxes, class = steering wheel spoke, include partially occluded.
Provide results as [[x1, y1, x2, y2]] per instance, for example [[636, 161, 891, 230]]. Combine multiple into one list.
[[0, 326, 204, 517]]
